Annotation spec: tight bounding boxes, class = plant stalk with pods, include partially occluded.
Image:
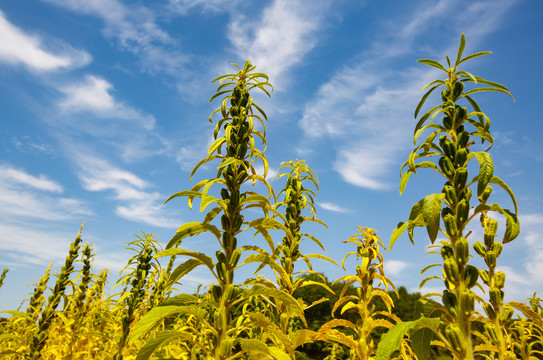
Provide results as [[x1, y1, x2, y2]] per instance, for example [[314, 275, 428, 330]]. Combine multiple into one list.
[[389, 33, 519, 360], [132, 61, 304, 360]]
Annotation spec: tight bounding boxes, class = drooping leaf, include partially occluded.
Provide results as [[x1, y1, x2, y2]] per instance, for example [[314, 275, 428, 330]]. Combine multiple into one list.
[[399, 170, 412, 195], [422, 193, 444, 243], [136, 331, 192, 360], [489, 176, 518, 214], [417, 59, 446, 72], [166, 222, 221, 248], [0, 310, 32, 322], [411, 327, 435, 360], [130, 305, 209, 342], [390, 222, 408, 250], [502, 209, 520, 244], [474, 152, 494, 196], [167, 259, 202, 287], [414, 84, 443, 118], [509, 301, 543, 328], [157, 248, 215, 270]]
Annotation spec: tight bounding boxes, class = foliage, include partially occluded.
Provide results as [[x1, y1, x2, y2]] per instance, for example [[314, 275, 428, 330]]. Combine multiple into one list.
[[0, 34, 542, 360]]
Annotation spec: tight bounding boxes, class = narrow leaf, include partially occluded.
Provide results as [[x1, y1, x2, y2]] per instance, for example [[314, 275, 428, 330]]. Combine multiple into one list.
[[455, 33, 466, 66], [417, 59, 446, 72], [414, 84, 442, 118], [459, 51, 492, 65], [489, 176, 518, 214]]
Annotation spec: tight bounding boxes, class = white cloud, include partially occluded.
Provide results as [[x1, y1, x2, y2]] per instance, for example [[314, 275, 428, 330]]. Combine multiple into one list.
[[0, 164, 89, 221], [0, 223, 79, 265], [318, 202, 350, 213], [43, 0, 187, 74], [0, 10, 90, 72], [0, 164, 63, 193], [58, 75, 156, 130], [168, 0, 235, 14], [73, 153, 179, 228], [384, 260, 410, 278], [228, 0, 332, 88]]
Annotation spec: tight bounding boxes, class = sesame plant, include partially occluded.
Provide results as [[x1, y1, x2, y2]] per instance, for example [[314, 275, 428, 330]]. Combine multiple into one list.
[[320, 227, 398, 360], [3, 36, 543, 360], [113, 233, 162, 360], [236, 159, 336, 357], [132, 61, 304, 360], [387, 33, 519, 359]]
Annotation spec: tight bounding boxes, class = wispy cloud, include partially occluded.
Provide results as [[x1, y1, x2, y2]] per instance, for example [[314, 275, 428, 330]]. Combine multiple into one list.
[[43, 0, 188, 74], [72, 152, 179, 228], [227, 0, 332, 89], [300, 0, 517, 190], [53, 75, 170, 163], [167, 0, 236, 15], [318, 202, 350, 213], [0, 164, 90, 221], [58, 75, 156, 130], [0, 10, 90, 72], [500, 213, 543, 301]]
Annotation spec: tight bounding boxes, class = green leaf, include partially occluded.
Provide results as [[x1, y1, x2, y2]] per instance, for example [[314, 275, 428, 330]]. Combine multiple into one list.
[[167, 259, 202, 287], [463, 87, 513, 98], [390, 222, 408, 250], [376, 321, 417, 360], [376, 318, 440, 360], [239, 338, 270, 355], [166, 222, 221, 248], [474, 152, 494, 196], [157, 248, 215, 270], [130, 305, 208, 342], [163, 190, 202, 208], [489, 176, 518, 214], [459, 51, 492, 65], [509, 301, 543, 328], [455, 33, 466, 66], [414, 84, 442, 119], [422, 193, 444, 243], [136, 331, 192, 360], [0, 310, 33, 322], [502, 209, 520, 244], [268, 346, 291, 360], [417, 59, 446, 72], [411, 327, 435, 360], [399, 170, 412, 195]]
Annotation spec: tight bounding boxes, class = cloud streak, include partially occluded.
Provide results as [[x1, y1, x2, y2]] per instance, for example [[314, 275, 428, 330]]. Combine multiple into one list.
[[0, 10, 90, 72], [72, 153, 179, 228], [58, 75, 156, 130], [43, 0, 188, 74], [0, 164, 90, 222], [228, 0, 332, 89]]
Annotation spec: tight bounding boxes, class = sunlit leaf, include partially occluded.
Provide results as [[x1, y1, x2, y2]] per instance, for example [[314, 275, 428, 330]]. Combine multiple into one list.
[[417, 59, 446, 72], [136, 331, 192, 360], [455, 33, 466, 66], [422, 193, 444, 243], [474, 152, 494, 196]]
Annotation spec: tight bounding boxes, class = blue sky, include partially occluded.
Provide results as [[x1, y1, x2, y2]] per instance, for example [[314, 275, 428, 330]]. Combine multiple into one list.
[[1, 0, 542, 311]]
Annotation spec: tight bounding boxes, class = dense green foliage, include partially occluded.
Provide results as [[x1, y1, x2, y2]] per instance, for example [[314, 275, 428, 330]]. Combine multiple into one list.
[[1, 35, 543, 360]]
